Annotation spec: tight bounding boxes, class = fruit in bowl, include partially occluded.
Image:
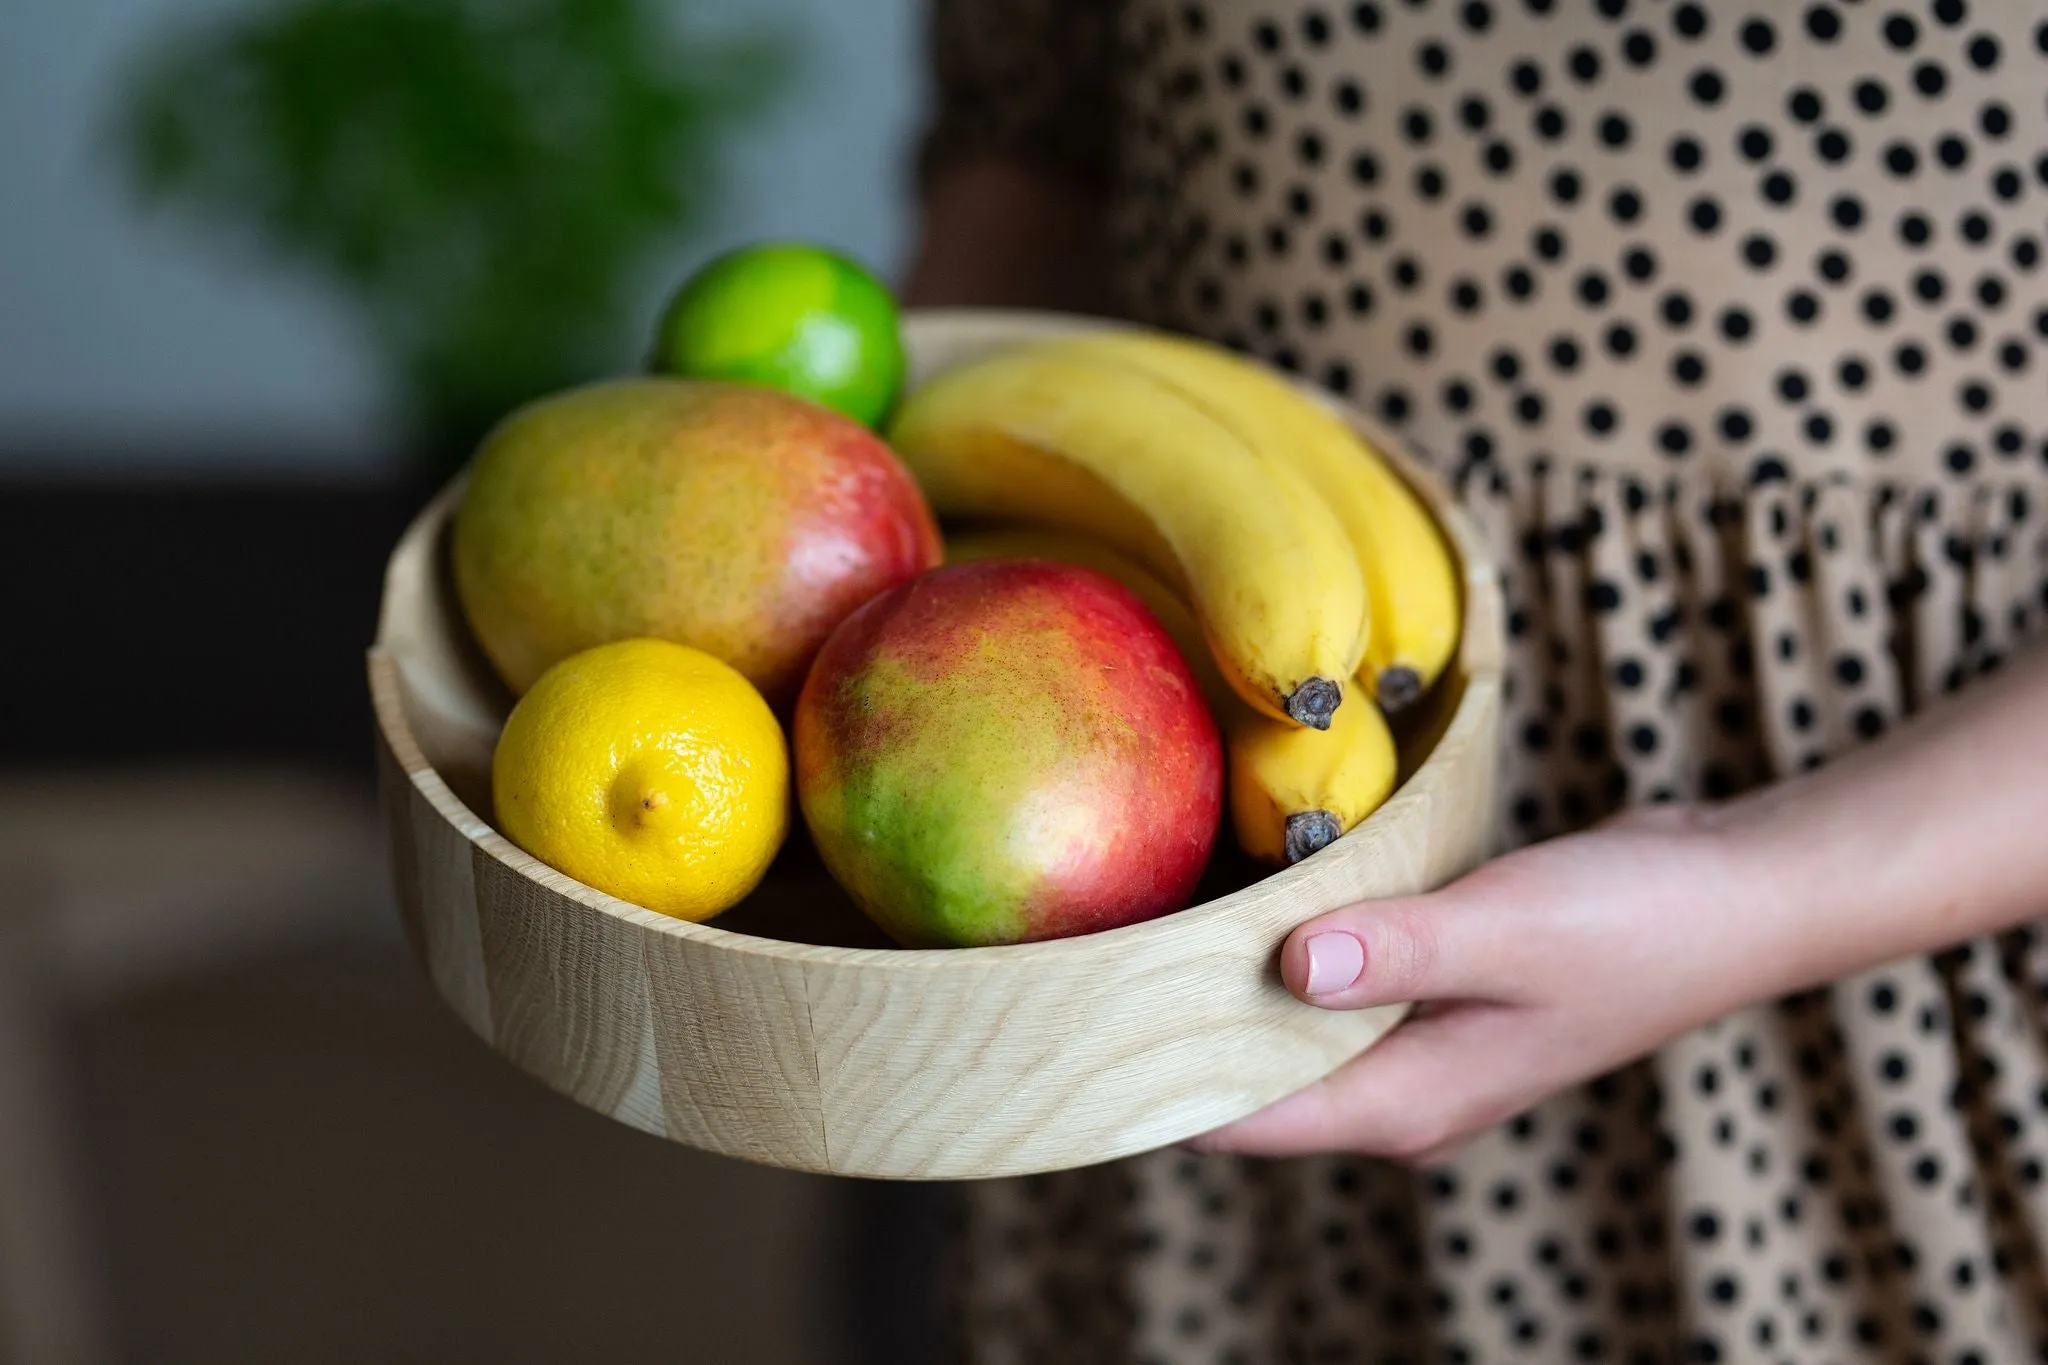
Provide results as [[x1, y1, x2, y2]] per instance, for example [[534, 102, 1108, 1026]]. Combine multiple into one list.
[[794, 560, 1225, 947], [650, 241, 906, 429], [442, 238, 1465, 944], [884, 331, 1462, 726], [491, 638, 788, 922], [452, 377, 941, 706], [886, 341, 1370, 730]]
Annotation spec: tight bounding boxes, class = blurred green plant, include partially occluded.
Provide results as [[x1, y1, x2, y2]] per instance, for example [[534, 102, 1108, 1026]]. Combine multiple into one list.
[[113, 0, 793, 463]]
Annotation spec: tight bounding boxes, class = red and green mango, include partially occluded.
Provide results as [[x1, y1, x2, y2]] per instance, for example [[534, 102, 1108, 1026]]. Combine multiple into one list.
[[794, 561, 1224, 947]]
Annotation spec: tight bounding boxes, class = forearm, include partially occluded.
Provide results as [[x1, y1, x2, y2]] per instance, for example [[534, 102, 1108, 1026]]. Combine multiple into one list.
[[901, 158, 1108, 311], [1712, 643, 2048, 995]]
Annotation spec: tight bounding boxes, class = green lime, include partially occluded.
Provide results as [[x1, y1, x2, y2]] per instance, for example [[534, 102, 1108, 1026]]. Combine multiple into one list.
[[650, 242, 905, 428]]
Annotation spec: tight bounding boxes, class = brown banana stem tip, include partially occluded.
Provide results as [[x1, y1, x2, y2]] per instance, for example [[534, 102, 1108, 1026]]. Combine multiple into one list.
[[1283, 810, 1343, 864], [1285, 677, 1341, 730], [1376, 666, 1423, 714]]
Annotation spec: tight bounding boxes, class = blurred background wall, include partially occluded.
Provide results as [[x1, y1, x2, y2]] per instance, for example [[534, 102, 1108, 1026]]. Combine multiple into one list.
[[0, 2, 942, 1361], [0, 0, 922, 475]]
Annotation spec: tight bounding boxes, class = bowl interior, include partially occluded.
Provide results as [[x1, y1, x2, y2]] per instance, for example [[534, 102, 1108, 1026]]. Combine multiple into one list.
[[384, 509, 1472, 956], [376, 312, 1489, 954]]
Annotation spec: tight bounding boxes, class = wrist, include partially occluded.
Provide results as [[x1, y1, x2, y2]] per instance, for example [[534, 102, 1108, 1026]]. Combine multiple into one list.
[[1692, 778, 1915, 1001], [1621, 797, 1837, 1019]]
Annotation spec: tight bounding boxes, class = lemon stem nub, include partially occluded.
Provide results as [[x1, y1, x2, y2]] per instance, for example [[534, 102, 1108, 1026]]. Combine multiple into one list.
[[1284, 811, 1343, 863], [1285, 677, 1341, 730], [1376, 666, 1423, 714], [610, 771, 669, 832]]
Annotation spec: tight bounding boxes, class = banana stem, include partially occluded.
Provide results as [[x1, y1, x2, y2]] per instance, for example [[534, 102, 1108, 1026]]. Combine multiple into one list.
[[1285, 677, 1342, 729], [1283, 810, 1342, 863], [1375, 666, 1424, 714]]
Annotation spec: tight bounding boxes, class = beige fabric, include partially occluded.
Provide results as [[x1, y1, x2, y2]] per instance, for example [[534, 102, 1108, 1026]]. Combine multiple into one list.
[[927, 1, 2048, 1360]]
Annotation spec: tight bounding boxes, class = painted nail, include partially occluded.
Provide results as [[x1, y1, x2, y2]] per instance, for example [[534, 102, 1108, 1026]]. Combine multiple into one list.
[[1303, 932, 1365, 996]]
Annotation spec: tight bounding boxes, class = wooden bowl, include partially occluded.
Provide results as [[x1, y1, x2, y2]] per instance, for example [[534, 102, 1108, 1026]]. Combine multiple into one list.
[[368, 310, 1503, 1180]]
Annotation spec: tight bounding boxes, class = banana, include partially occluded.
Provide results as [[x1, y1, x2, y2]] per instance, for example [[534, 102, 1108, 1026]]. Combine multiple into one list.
[[888, 345, 1367, 729], [1227, 685, 1398, 865], [945, 527, 1397, 866], [1043, 330, 1462, 714]]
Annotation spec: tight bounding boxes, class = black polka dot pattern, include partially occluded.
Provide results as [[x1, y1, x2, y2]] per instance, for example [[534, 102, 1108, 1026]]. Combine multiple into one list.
[[929, 0, 2048, 1361]]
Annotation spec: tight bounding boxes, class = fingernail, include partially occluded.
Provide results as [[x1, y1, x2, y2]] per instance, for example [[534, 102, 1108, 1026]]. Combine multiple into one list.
[[1303, 932, 1365, 996]]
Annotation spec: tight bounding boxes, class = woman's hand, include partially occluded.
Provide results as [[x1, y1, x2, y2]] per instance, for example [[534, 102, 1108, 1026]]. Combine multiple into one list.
[[1190, 804, 1777, 1162], [1195, 645, 2048, 1163]]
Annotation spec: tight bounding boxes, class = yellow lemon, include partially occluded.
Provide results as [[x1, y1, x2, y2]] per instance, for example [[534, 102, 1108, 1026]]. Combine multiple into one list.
[[492, 638, 788, 921]]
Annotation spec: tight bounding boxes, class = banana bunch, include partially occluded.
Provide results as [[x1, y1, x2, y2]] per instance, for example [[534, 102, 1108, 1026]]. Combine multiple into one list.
[[889, 328, 1463, 864], [885, 344, 1366, 728], [1048, 330, 1461, 712]]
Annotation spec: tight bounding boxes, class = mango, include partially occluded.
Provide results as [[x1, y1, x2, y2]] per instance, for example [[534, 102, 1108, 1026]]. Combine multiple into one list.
[[453, 378, 941, 706], [793, 561, 1224, 947]]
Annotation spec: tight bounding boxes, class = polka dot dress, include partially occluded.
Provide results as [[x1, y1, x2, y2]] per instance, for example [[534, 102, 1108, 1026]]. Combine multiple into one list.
[[925, 1, 2048, 1360]]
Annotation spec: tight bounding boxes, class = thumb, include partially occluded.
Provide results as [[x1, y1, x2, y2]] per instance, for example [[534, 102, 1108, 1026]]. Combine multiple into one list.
[[1280, 885, 1508, 1009]]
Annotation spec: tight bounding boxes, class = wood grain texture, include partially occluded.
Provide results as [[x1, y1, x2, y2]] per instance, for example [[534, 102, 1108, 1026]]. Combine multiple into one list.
[[470, 849, 665, 1138], [367, 309, 1505, 1180], [642, 927, 826, 1169]]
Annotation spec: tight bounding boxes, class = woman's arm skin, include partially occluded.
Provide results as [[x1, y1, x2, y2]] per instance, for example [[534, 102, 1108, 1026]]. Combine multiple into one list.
[[1196, 643, 2048, 1161], [902, 159, 1107, 311]]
